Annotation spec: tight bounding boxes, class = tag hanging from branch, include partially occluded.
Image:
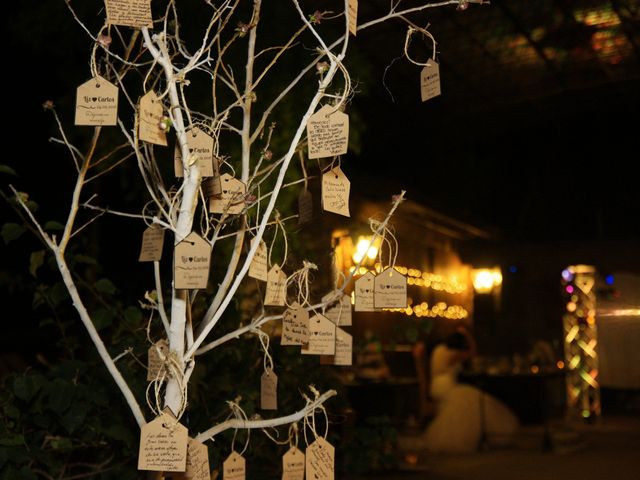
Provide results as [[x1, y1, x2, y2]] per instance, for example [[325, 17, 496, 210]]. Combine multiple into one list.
[[282, 446, 305, 480], [138, 90, 167, 146], [147, 339, 169, 381], [374, 267, 407, 309], [256, 328, 278, 410], [265, 264, 287, 306], [209, 174, 247, 215], [322, 166, 350, 217], [174, 232, 211, 290], [306, 105, 349, 159], [223, 451, 246, 480], [354, 271, 376, 312], [139, 225, 164, 262], [178, 437, 210, 480], [322, 291, 352, 326], [321, 327, 352, 366], [301, 314, 336, 356], [281, 302, 310, 346], [75, 76, 119, 126], [138, 410, 188, 472], [348, 0, 358, 36], [306, 437, 335, 480], [105, 0, 153, 28], [248, 237, 269, 281], [174, 126, 219, 179], [403, 25, 441, 102]]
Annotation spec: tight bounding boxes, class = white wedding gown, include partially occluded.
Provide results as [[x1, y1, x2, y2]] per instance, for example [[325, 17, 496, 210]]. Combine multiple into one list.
[[424, 345, 519, 453]]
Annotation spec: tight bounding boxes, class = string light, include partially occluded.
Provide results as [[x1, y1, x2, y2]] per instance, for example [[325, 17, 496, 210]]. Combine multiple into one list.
[[384, 301, 469, 320], [349, 264, 468, 294]]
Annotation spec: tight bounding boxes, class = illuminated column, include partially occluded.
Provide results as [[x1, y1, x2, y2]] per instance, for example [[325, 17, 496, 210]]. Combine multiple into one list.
[[561, 265, 600, 420]]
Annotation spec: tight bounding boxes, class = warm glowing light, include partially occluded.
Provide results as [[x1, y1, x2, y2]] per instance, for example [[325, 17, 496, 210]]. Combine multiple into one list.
[[566, 302, 577, 312], [557, 360, 565, 369], [472, 268, 502, 294], [352, 236, 379, 264], [530, 365, 540, 374]]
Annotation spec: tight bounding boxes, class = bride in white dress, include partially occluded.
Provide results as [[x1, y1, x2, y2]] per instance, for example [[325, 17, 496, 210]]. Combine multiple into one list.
[[425, 327, 519, 453]]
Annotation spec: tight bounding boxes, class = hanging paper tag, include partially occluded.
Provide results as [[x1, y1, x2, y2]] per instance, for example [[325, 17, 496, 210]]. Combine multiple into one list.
[[260, 368, 278, 410], [306, 105, 349, 159], [265, 264, 287, 306], [322, 291, 352, 326], [322, 167, 350, 217], [348, 0, 358, 36], [209, 174, 247, 215], [298, 189, 313, 226], [138, 225, 164, 262], [105, 0, 153, 28], [321, 327, 353, 366], [138, 90, 167, 146], [75, 76, 119, 126], [174, 232, 212, 290], [420, 60, 441, 102], [138, 411, 188, 472], [248, 238, 268, 281], [301, 314, 336, 356], [202, 171, 223, 197], [281, 302, 310, 346], [174, 127, 217, 178], [223, 451, 245, 480], [282, 446, 305, 480], [147, 339, 169, 381], [374, 267, 407, 309], [306, 437, 334, 480], [177, 437, 210, 480], [354, 271, 375, 312]]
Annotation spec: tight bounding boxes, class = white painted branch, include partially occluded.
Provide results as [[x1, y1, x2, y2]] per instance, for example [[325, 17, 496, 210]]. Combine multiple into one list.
[[195, 389, 336, 441], [154, 261, 171, 336]]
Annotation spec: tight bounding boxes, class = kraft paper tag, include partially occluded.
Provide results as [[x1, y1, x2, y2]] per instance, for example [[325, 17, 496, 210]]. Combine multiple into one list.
[[138, 90, 167, 146], [301, 314, 336, 356], [75, 76, 119, 126], [138, 225, 164, 262], [138, 411, 188, 472], [147, 339, 169, 381], [223, 451, 245, 480], [264, 264, 287, 306], [322, 291, 352, 326], [248, 238, 268, 281], [174, 127, 216, 178], [374, 267, 407, 309], [209, 174, 246, 215], [420, 60, 441, 102], [176, 437, 210, 480], [298, 189, 313, 225], [281, 302, 309, 346], [321, 327, 352, 366], [322, 167, 350, 217], [306, 437, 334, 480], [348, 0, 358, 36], [282, 446, 305, 480], [354, 271, 375, 312], [260, 369, 278, 410], [174, 232, 211, 290], [306, 105, 349, 159], [202, 174, 222, 198], [105, 0, 153, 28]]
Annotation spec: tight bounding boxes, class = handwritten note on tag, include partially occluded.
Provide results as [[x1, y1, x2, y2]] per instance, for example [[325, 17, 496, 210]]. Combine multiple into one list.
[[223, 451, 245, 480], [174, 232, 211, 290], [139, 225, 164, 262], [322, 291, 352, 326], [348, 0, 358, 36], [260, 369, 278, 410], [306, 105, 349, 159], [138, 90, 167, 146], [420, 60, 441, 102], [138, 412, 188, 472], [75, 76, 118, 126], [265, 264, 287, 306], [281, 302, 309, 346], [322, 167, 350, 217], [354, 271, 375, 312], [374, 267, 407, 309], [248, 238, 268, 281], [298, 189, 313, 226], [178, 437, 210, 480], [147, 339, 169, 381], [105, 0, 153, 28], [282, 447, 305, 480], [321, 327, 352, 366], [209, 174, 247, 215], [175, 127, 216, 178], [301, 314, 336, 356], [306, 437, 334, 480]]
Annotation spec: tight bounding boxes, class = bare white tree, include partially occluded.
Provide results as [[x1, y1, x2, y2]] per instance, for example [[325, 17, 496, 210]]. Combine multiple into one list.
[[8, 0, 484, 473]]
